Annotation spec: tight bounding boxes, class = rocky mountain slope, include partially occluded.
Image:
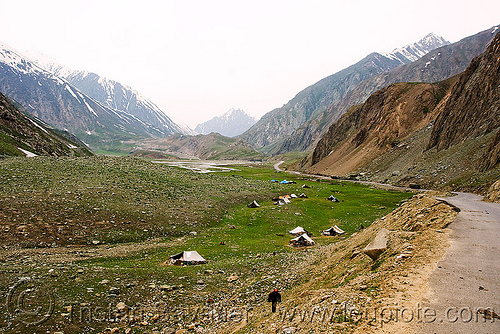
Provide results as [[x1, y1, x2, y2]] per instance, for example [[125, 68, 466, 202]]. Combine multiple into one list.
[[130, 132, 265, 160], [0, 92, 91, 157], [277, 25, 499, 154], [239, 33, 449, 153], [26, 51, 194, 136], [297, 30, 500, 193], [194, 108, 256, 137], [0, 42, 187, 151]]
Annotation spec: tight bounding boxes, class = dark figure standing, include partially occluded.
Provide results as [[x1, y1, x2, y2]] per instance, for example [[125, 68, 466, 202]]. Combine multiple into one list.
[[268, 288, 281, 312]]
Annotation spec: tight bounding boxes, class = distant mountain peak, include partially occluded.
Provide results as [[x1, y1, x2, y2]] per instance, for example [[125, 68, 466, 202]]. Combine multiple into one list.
[[195, 108, 256, 137], [381, 33, 449, 63]]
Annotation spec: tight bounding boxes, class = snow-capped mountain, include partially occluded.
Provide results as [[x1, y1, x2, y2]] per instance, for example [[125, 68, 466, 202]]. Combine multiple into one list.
[[25, 51, 195, 136], [0, 42, 190, 150], [239, 33, 449, 152], [194, 108, 256, 137], [381, 33, 449, 63]]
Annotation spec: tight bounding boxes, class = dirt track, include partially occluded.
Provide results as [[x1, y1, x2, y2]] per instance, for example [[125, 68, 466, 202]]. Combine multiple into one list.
[[413, 192, 500, 333]]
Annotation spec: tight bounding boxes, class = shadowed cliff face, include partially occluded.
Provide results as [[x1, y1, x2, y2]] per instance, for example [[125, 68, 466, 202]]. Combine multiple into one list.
[[427, 31, 500, 170]]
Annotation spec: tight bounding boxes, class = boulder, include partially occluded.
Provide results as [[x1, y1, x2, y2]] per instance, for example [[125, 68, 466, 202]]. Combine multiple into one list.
[[363, 228, 389, 260]]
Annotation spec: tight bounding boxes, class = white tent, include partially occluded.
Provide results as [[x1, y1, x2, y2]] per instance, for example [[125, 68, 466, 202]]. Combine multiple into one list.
[[169, 251, 207, 265], [289, 226, 307, 235], [247, 200, 260, 208], [289, 233, 315, 247], [322, 225, 345, 236]]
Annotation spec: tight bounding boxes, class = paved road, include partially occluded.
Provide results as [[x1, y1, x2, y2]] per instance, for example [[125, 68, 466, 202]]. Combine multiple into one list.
[[414, 192, 500, 333]]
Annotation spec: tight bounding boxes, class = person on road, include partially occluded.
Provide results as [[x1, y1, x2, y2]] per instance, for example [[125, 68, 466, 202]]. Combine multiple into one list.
[[268, 288, 281, 312]]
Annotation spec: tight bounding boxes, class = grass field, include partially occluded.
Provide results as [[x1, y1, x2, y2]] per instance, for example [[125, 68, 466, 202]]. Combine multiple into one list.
[[0, 157, 412, 333]]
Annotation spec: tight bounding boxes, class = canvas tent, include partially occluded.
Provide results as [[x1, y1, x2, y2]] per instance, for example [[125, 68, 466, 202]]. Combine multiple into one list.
[[247, 200, 260, 208], [327, 195, 339, 202], [169, 251, 207, 265], [289, 226, 309, 236], [322, 225, 345, 236], [289, 233, 315, 247]]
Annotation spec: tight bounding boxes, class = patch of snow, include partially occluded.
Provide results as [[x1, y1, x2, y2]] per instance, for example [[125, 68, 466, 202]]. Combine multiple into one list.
[[17, 147, 37, 157], [83, 99, 98, 117], [65, 85, 80, 103], [27, 118, 49, 134], [86, 131, 92, 135]]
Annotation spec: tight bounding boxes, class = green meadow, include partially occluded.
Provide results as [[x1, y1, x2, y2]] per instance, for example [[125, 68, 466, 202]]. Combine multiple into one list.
[[0, 157, 412, 333]]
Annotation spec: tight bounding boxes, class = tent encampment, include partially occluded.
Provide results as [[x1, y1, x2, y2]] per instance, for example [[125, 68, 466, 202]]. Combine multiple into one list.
[[169, 251, 207, 265], [289, 233, 315, 247], [322, 225, 345, 236]]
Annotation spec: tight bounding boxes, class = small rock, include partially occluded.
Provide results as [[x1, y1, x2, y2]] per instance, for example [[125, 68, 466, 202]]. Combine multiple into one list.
[[204, 270, 213, 275], [109, 287, 120, 295], [227, 274, 239, 283], [161, 328, 175, 334], [359, 285, 368, 290], [351, 250, 360, 259], [116, 302, 128, 312], [100, 279, 110, 285]]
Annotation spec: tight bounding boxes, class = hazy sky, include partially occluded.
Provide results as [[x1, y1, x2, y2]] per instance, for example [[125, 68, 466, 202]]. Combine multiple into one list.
[[1, 0, 499, 128]]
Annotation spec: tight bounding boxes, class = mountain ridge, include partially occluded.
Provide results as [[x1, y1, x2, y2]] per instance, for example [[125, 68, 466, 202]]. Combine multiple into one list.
[[277, 25, 499, 154], [25, 51, 194, 136], [0, 91, 91, 157], [194, 108, 256, 137], [296, 29, 500, 193], [238, 33, 449, 152]]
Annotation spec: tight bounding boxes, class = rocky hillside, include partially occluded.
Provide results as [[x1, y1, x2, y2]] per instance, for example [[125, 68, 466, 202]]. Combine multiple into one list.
[[194, 108, 256, 137], [300, 79, 455, 175], [0, 42, 186, 151], [427, 31, 500, 167], [130, 132, 265, 160], [239, 34, 448, 153], [277, 25, 499, 154], [0, 92, 91, 157], [297, 30, 500, 193]]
